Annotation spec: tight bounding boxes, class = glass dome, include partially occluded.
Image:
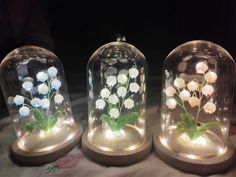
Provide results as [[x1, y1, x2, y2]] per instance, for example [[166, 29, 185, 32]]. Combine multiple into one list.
[[156, 40, 235, 173], [0, 46, 82, 164], [82, 41, 151, 165]]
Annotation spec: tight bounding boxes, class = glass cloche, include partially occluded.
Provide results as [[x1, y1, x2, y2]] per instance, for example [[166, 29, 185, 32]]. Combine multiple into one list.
[[82, 40, 152, 165], [0, 46, 83, 165], [154, 40, 235, 175]]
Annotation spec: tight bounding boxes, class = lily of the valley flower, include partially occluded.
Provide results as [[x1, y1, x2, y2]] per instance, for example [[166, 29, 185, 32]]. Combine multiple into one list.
[[54, 94, 64, 104], [106, 75, 117, 87], [117, 87, 127, 97], [205, 71, 217, 83], [47, 66, 58, 77], [109, 108, 120, 118], [41, 98, 50, 108], [30, 98, 41, 108], [165, 86, 176, 97], [187, 80, 199, 92], [174, 78, 185, 88], [124, 98, 134, 109], [19, 106, 30, 116], [196, 62, 208, 74], [22, 81, 33, 91], [14, 95, 24, 105], [108, 94, 119, 105], [204, 102, 216, 114], [166, 98, 177, 109], [38, 83, 49, 95], [202, 84, 214, 97], [95, 99, 106, 110], [179, 89, 191, 101], [188, 96, 200, 107], [100, 88, 110, 98], [51, 79, 62, 90], [36, 71, 48, 82], [129, 83, 140, 93], [129, 68, 139, 79], [117, 74, 128, 84]]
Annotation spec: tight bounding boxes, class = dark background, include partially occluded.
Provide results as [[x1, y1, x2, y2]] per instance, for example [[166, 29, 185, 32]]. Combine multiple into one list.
[[0, 0, 235, 118]]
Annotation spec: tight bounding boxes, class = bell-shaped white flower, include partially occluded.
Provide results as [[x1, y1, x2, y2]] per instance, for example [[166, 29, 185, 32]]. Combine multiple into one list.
[[41, 98, 50, 108], [129, 83, 140, 93], [51, 79, 62, 90], [124, 98, 134, 109], [38, 83, 49, 95], [174, 78, 185, 89], [129, 68, 139, 79], [205, 71, 217, 83], [108, 94, 119, 105], [187, 80, 199, 92], [22, 81, 33, 91], [109, 108, 120, 118], [47, 66, 58, 77], [19, 106, 30, 116], [14, 95, 24, 105], [202, 84, 214, 97], [54, 94, 64, 104], [30, 98, 41, 108], [204, 102, 216, 114], [100, 88, 110, 98], [106, 75, 117, 87], [165, 86, 176, 97], [23, 77, 34, 83], [188, 96, 200, 107], [95, 99, 106, 110], [179, 89, 191, 101], [196, 62, 208, 74], [36, 71, 48, 82], [117, 74, 128, 84], [166, 98, 177, 109], [117, 87, 127, 97]]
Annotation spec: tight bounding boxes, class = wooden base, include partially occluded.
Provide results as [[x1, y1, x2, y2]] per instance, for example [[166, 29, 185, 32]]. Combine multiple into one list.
[[10, 124, 83, 166], [82, 128, 152, 166], [153, 132, 235, 175]]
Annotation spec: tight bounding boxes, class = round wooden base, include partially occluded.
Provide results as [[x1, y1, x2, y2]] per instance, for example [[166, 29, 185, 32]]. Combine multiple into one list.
[[10, 124, 83, 166], [153, 133, 235, 175], [82, 129, 152, 166]]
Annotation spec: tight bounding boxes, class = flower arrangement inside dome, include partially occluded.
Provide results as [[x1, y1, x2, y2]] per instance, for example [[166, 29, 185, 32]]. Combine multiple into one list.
[[95, 67, 141, 132], [12, 66, 65, 133], [165, 61, 221, 140]]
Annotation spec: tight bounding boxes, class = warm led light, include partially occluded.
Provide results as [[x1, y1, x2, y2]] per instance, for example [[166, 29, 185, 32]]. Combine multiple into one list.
[[180, 133, 207, 146], [105, 128, 126, 140]]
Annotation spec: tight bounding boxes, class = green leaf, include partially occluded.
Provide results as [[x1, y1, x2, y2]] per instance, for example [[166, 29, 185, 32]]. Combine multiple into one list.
[[32, 109, 48, 125], [25, 122, 41, 133]]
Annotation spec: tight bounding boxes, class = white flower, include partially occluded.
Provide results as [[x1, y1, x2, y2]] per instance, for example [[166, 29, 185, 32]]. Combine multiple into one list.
[[95, 99, 106, 110], [188, 97, 200, 107], [174, 78, 185, 88], [109, 108, 120, 118], [202, 84, 214, 97], [124, 98, 134, 109], [117, 74, 128, 84], [118, 69, 129, 75], [166, 98, 177, 109], [23, 77, 34, 83], [14, 95, 24, 105], [19, 106, 30, 116], [179, 89, 191, 101], [51, 79, 62, 90], [22, 81, 33, 91], [41, 98, 50, 108], [106, 75, 117, 87], [100, 88, 110, 98], [36, 71, 48, 82], [129, 83, 140, 93], [205, 71, 217, 83], [38, 84, 49, 95], [117, 87, 127, 97], [165, 86, 176, 97], [108, 94, 119, 105], [129, 68, 139, 79], [30, 98, 41, 108], [196, 62, 208, 74], [187, 80, 199, 92], [204, 102, 216, 114], [54, 94, 64, 104], [47, 66, 58, 77]]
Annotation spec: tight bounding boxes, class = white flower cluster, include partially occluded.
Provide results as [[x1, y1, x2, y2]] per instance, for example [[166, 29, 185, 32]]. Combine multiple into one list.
[[95, 67, 139, 119], [165, 61, 217, 114], [12, 66, 64, 117]]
